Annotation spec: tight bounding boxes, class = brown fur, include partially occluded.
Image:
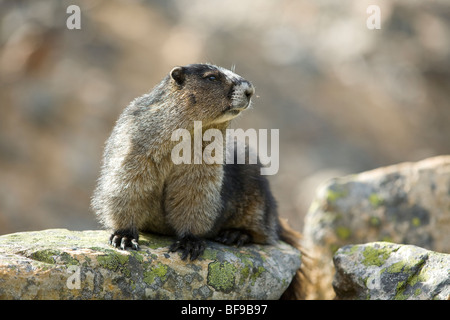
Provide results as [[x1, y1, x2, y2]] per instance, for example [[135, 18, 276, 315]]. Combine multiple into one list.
[[279, 218, 309, 299]]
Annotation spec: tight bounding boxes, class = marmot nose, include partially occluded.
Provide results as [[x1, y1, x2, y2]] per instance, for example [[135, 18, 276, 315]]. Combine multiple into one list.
[[243, 81, 255, 99]]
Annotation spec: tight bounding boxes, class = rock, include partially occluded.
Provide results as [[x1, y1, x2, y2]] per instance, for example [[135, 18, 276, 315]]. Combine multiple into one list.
[[302, 155, 450, 299], [333, 242, 450, 300], [0, 229, 301, 300]]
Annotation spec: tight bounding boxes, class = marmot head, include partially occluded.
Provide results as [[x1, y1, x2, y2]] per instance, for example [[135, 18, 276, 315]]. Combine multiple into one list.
[[169, 64, 255, 126]]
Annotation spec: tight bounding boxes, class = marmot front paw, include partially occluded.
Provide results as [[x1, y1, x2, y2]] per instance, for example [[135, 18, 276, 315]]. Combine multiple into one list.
[[109, 229, 140, 250], [169, 235, 206, 261], [215, 229, 252, 246]]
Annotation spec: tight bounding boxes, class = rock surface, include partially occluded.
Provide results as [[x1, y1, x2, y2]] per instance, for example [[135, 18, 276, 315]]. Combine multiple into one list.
[[302, 155, 450, 299], [0, 229, 301, 300], [333, 242, 450, 300], [2, 1, 450, 243]]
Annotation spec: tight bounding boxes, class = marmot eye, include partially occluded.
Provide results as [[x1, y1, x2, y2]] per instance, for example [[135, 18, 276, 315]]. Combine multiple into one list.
[[206, 75, 217, 81]]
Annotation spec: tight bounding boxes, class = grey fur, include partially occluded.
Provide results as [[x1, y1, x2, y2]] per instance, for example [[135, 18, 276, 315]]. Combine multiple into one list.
[[92, 64, 281, 256]]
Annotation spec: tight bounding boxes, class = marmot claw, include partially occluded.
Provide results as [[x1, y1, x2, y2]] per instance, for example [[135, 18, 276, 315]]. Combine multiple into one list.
[[109, 230, 140, 251]]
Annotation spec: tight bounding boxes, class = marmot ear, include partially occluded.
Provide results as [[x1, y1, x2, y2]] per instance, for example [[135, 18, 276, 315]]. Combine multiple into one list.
[[170, 66, 186, 85]]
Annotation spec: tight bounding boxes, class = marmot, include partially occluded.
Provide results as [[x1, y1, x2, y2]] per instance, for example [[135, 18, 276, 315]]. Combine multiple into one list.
[[91, 63, 304, 299]]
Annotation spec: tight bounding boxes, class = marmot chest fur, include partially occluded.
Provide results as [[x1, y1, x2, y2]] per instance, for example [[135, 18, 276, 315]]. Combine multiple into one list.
[[91, 63, 303, 298]]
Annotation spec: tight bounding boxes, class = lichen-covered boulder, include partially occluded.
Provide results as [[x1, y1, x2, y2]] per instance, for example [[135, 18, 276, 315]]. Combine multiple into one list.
[[333, 242, 450, 300], [0, 229, 301, 300], [302, 155, 450, 299]]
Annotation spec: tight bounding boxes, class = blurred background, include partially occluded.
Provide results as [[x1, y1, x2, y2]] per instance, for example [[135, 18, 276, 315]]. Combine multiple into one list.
[[0, 0, 449, 235]]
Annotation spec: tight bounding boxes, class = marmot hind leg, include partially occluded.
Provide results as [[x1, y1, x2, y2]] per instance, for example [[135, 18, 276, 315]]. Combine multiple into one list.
[[215, 228, 252, 247]]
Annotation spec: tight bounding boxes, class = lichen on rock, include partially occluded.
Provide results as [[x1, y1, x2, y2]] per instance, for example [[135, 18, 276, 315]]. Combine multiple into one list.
[[303, 155, 450, 299], [333, 242, 450, 300], [0, 228, 301, 300]]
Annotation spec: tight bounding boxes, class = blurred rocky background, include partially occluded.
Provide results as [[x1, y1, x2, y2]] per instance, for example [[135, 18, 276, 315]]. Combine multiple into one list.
[[1, 0, 449, 235]]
